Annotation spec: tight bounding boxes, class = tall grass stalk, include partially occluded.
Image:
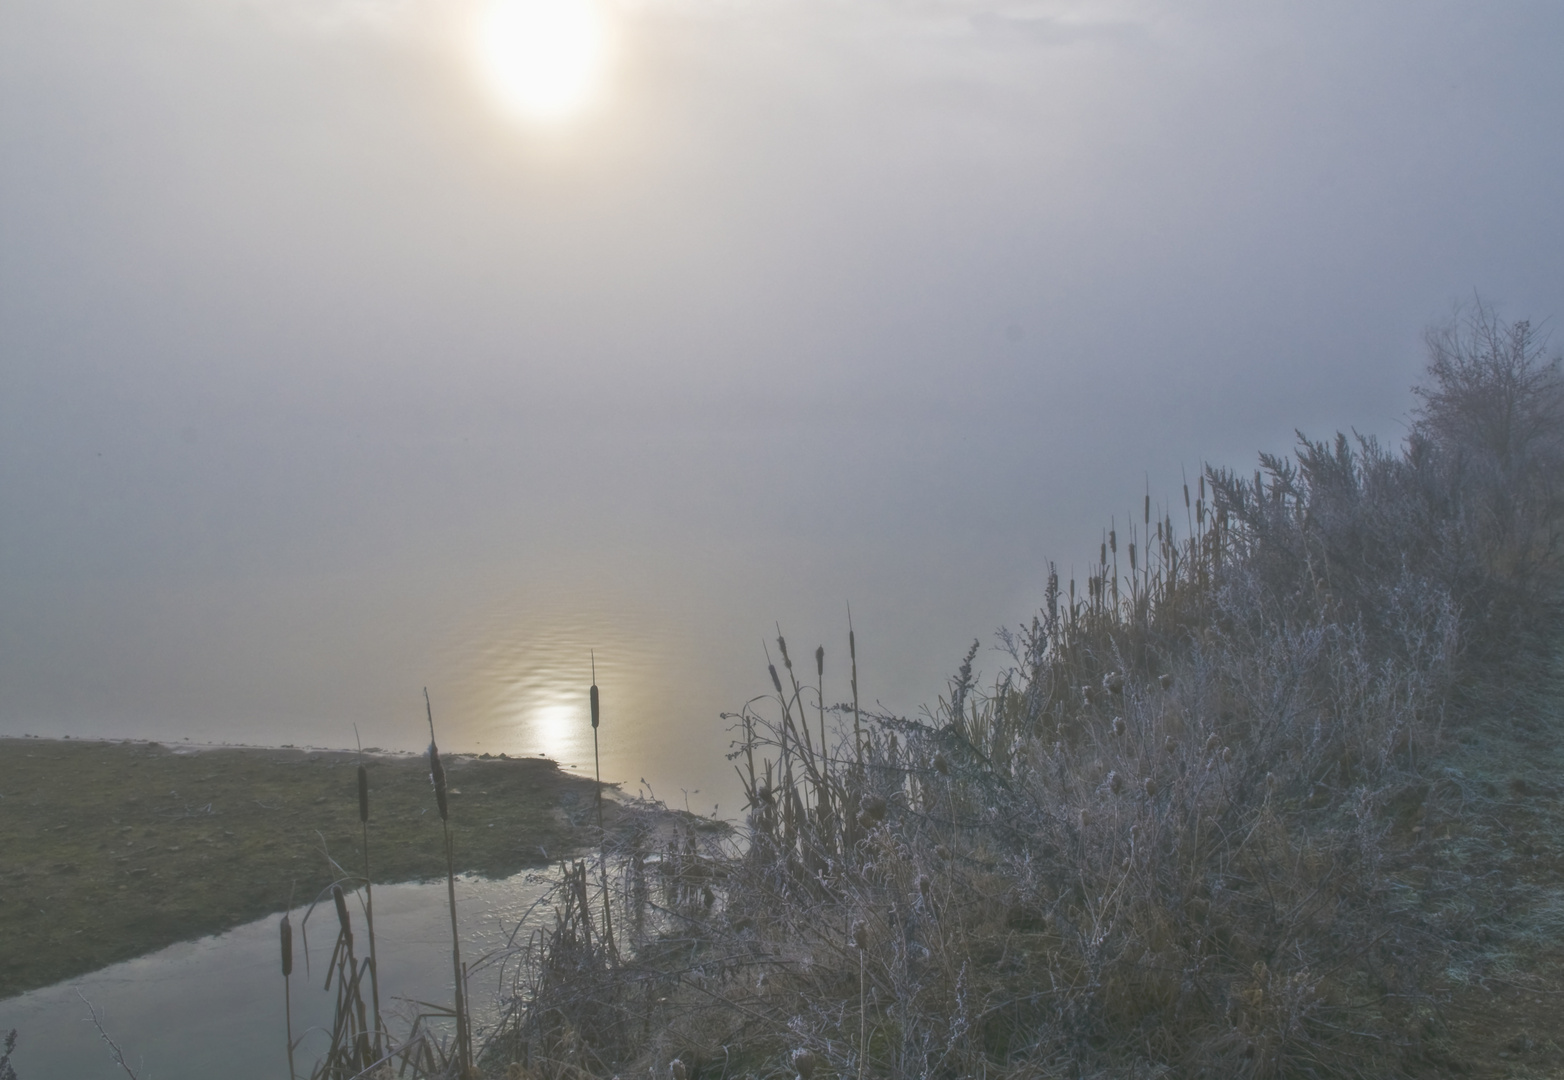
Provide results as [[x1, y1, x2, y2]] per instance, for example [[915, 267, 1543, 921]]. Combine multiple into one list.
[[426, 689, 472, 1078]]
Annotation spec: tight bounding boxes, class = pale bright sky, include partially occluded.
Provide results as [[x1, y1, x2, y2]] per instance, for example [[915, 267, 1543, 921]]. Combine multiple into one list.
[[2, 0, 1562, 791]]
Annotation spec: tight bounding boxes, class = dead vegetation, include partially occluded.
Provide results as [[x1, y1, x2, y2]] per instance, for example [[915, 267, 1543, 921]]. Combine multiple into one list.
[[470, 304, 1563, 1080]]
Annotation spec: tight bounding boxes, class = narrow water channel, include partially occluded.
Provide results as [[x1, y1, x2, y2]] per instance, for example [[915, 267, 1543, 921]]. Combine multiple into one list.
[[0, 870, 556, 1079]]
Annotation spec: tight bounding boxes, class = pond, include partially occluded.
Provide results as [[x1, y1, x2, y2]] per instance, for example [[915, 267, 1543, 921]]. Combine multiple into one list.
[[0, 870, 556, 1079]]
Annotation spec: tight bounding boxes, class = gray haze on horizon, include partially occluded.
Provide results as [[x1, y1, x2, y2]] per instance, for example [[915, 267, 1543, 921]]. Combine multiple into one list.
[[3, 0, 1562, 803]]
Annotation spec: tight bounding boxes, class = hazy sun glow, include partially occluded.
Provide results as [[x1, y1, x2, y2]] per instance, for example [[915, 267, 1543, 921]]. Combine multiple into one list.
[[477, 0, 610, 122]]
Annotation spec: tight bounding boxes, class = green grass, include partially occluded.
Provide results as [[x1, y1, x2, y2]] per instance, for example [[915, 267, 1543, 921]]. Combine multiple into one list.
[[0, 738, 606, 999]]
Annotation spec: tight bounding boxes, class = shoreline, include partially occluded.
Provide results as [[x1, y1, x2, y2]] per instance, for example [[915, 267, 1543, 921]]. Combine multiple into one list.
[[0, 736, 609, 999]]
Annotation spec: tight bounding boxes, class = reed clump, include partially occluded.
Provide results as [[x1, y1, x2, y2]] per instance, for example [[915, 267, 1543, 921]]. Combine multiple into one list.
[[479, 307, 1562, 1079]]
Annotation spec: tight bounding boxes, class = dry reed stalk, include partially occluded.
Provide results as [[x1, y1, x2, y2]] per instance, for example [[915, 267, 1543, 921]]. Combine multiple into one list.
[[281, 911, 296, 1080], [356, 761, 385, 1056], [425, 689, 471, 1078], [590, 654, 616, 960]]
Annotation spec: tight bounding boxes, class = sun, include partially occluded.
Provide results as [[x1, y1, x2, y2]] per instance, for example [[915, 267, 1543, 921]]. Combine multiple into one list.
[[476, 0, 611, 123]]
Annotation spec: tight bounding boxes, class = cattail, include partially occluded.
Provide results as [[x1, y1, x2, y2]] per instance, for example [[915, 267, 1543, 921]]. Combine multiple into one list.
[[1164, 735, 1177, 755], [1101, 541, 1107, 565], [357, 764, 369, 824], [857, 793, 887, 828], [769, 664, 784, 694], [1078, 808, 1091, 828], [590, 683, 600, 729], [849, 920, 868, 950], [1205, 733, 1221, 753], [428, 741, 449, 821], [1129, 543, 1137, 573], [280, 913, 293, 978], [1221, 746, 1234, 764], [1109, 529, 1117, 555], [1108, 771, 1124, 795], [915, 874, 930, 899], [1143, 776, 1158, 797], [932, 752, 949, 775], [1103, 671, 1124, 694], [814, 645, 824, 680], [1112, 716, 1126, 737], [332, 884, 353, 948], [1183, 483, 1190, 509], [777, 634, 792, 669], [1158, 673, 1174, 691]]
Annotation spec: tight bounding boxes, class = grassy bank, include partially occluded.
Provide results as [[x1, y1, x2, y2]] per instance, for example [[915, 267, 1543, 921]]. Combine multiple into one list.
[[0, 738, 606, 999]]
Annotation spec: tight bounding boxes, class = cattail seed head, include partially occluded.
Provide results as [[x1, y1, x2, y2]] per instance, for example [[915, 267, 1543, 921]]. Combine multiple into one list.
[[1129, 544, 1137, 572], [1164, 735, 1177, 755], [1204, 733, 1220, 753], [777, 635, 792, 669], [1112, 716, 1126, 737], [1108, 771, 1124, 795], [1103, 672, 1124, 694], [1158, 673, 1174, 691], [590, 683, 600, 729], [280, 913, 293, 978], [428, 741, 449, 821], [1109, 529, 1117, 555], [357, 764, 369, 824], [814, 645, 824, 680], [769, 664, 784, 694], [850, 920, 868, 950], [1221, 746, 1234, 764], [916, 874, 930, 898], [1143, 776, 1158, 797], [332, 884, 353, 948]]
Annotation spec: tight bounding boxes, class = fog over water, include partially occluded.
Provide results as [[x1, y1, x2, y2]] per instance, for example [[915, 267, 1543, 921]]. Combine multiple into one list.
[[3, 0, 1562, 813]]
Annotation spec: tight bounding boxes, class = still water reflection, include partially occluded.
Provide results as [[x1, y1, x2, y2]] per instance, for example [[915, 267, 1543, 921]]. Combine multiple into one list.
[[0, 872, 555, 1079]]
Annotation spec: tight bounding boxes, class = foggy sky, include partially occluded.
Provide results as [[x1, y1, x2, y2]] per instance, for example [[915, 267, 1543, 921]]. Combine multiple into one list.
[[3, 0, 1562, 790]]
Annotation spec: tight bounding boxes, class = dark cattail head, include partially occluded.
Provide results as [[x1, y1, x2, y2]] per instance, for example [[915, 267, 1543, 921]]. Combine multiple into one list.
[[429, 741, 449, 821], [357, 764, 369, 824], [590, 683, 600, 729], [769, 664, 783, 694], [848, 627, 856, 662], [814, 645, 823, 681], [280, 913, 293, 978], [332, 884, 353, 947], [777, 634, 792, 670], [1144, 493, 1151, 526]]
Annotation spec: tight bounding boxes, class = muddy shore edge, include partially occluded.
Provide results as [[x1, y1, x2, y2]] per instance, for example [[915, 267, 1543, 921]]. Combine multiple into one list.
[[0, 737, 610, 999]]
